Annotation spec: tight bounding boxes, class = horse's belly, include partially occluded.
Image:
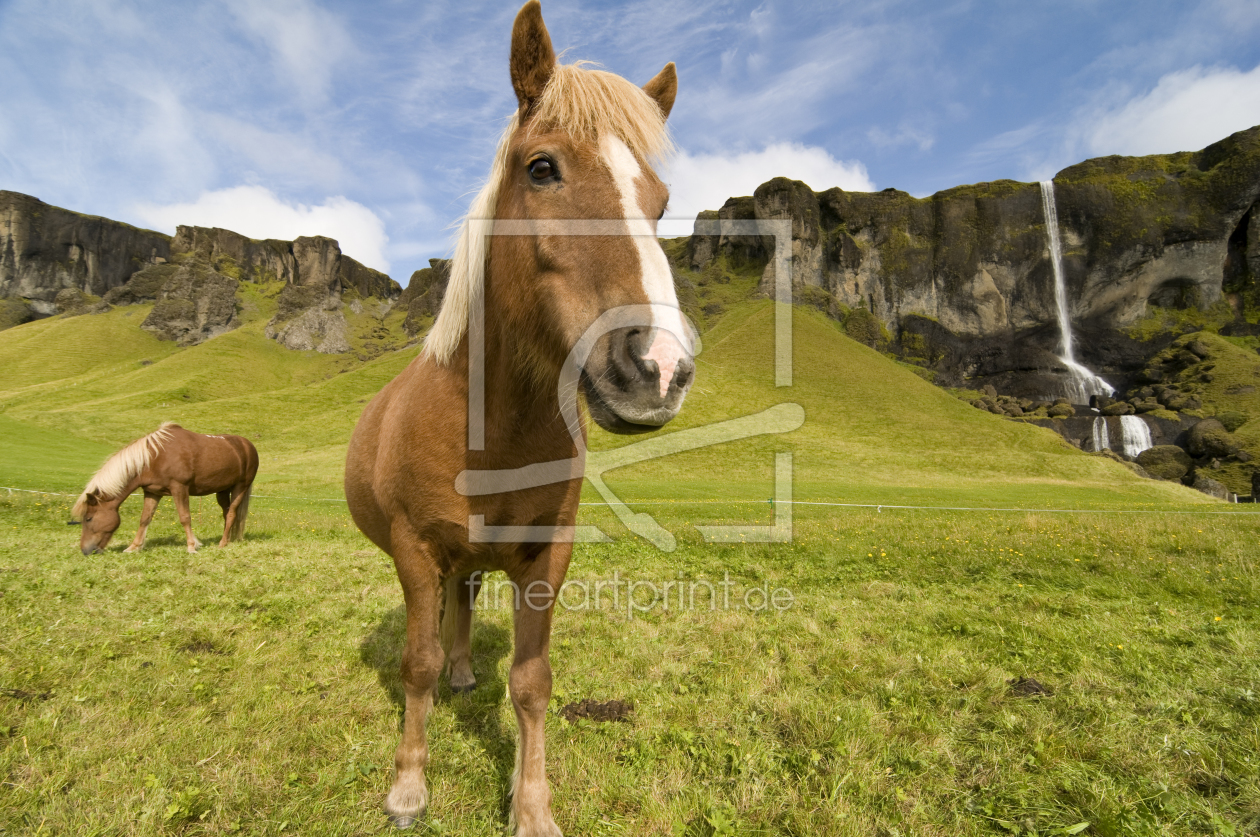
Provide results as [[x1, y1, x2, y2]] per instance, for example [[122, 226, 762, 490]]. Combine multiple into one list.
[[186, 462, 243, 494]]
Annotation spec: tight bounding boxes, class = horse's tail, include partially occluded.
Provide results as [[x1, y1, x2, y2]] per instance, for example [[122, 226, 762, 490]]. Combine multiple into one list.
[[229, 484, 253, 541]]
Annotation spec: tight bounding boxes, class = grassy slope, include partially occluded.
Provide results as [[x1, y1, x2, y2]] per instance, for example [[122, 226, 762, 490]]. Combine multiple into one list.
[[0, 300, 1209, 510], [592, 302, 1203, 509], [0, 305, 423, 495], [1178, 332, 1260, 493]]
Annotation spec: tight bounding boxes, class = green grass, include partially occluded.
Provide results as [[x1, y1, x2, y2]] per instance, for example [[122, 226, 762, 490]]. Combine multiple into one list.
[[2, 494, 1258, 836], [2, 298, 1259, 835]]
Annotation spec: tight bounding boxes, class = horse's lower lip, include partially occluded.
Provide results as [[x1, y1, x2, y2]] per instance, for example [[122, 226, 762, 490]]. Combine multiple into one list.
[[581, 373, 677, 434]]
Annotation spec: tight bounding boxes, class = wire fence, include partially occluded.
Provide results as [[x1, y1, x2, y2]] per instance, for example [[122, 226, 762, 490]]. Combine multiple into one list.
[[6, 485, 1259, 516]]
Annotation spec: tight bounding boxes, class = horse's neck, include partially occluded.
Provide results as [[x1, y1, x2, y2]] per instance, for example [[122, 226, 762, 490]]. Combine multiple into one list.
[[118, 470, 149, 501], [476, 324, 580, 462]]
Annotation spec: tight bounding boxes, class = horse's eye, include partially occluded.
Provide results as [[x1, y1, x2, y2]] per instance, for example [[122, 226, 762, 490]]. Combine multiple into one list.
[[529, 158, 556, 182]]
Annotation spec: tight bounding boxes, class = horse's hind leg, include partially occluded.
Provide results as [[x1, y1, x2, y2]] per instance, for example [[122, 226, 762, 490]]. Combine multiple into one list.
[[216, 489, 239, 547], [171, 484, 201, 553], [385, 536, 445, 827], [441, 572, 481, 693], [124, 492, 161, 553]]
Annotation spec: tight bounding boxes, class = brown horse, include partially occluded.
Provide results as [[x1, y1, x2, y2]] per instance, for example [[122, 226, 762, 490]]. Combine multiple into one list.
[[344, 3, 693, 833], [72, 422, 258, 555]]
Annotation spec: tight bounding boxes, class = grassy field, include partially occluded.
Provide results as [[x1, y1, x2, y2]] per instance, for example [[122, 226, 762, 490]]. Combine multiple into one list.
[[2, 299, 1259, 835]]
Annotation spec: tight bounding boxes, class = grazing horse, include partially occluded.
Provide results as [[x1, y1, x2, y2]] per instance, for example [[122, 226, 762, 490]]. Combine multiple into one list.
[[72, 423, 258, 555], [344, 2, 693, 833]]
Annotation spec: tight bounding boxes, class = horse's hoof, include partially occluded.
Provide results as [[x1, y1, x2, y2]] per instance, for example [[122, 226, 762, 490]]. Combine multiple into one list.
[[450, 680, 477, 694], [388, 813, 417, 829], [124, 546, 139, 553], [187, 546, 198, 554]]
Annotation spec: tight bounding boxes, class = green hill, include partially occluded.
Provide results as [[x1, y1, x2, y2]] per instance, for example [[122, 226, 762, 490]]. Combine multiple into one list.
[[0, 298, 1210, 510]]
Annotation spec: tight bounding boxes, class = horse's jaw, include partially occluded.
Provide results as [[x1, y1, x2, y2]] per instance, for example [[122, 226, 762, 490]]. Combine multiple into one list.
[[580, 369, 690, 435]]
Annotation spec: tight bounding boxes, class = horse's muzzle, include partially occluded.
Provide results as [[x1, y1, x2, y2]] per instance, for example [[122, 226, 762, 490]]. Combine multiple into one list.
[[582, 326, 694, 434]]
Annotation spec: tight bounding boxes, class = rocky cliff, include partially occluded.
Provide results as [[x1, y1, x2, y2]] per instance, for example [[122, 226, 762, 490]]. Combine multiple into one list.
[[0, 191, 170, 327], [0, 192, 401, 351], [167, 225, 400, 352], [687, 125, 1260, 396]]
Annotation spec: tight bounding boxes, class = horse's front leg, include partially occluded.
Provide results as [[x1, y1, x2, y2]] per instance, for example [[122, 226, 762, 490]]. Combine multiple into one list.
[[385, 533, 445, 827], [170, 484, 201, 553], [124, 492, 161, 553], [508, 545, 571, 837], [441, 572, 482, 693]]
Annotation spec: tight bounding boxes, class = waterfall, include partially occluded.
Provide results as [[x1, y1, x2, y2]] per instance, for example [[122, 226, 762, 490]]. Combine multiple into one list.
[[1091, 417, 1110, 453], [1118, 415, 1153, 458], [1040, 181, 1113, 403], [1090, 415, 1154, 458]]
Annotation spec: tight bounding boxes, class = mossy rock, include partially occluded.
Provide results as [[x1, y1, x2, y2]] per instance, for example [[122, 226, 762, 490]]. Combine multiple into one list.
[[1047, 403, 1075, 418], [1136, 445, 1193, 481], [0, 299, 33, 331], [1184, 339, 1212, 360], [273, 284, 326, 324], [104, 262, 180, 304], [55, 288, 90, 314], [795, 285, 845, 320], [1216, 410, 1250, 433], [1186, 418, 1239, 459], [1191, 474, 1231, 500], [843, 307, 888, 348]]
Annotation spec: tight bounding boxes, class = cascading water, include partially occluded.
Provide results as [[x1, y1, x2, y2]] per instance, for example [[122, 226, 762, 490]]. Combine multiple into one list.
[[1091, 417, 1110, 453], [1040, 180, 1114, 403], [1090, 415, 1154, 458], [1118, 415, 1153, 458]]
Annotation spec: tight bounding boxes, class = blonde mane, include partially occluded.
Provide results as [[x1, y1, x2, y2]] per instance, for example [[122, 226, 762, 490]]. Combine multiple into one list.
[[73, 423, 177, 516], [422, 61, 675, 365]]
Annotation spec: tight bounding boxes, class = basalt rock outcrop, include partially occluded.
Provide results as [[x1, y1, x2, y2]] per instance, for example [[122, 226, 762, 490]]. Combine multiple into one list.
[[687, 125, 1260, 396], [1, 190, 170, 325], [399, 258, 452, 336], [172, 225, 399, 352], [1, 191, 402, 352], [170, 225, 398, 300], [141, 259, 240, 346]]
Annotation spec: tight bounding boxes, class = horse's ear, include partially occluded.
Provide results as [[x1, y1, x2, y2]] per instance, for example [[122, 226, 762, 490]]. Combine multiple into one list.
[[510, 0, 556, 113], [85, 492, 99, 507], [643, 62, 677, 121]]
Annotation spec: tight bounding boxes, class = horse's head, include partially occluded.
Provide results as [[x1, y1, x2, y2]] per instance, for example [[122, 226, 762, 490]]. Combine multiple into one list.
[[73, 491, 119, 555], [434, 1, 695, 436]]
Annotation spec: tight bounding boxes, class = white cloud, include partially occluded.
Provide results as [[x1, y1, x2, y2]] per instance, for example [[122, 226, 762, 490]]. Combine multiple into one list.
[[664, 143, 874, 223], [135, 186, 391, 274], [1082, 63, 1260, 157]]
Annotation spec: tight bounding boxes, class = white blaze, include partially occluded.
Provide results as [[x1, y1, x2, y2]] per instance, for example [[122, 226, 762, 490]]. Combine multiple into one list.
[[600, 135, 691, 398]]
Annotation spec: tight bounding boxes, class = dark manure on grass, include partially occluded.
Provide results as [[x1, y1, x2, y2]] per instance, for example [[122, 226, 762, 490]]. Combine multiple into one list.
[[1007, 677, 1054, 698], [560, 698, 633, 722]]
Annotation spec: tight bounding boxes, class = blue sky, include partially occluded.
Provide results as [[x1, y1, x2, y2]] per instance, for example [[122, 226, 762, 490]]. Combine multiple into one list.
[[2, 0, 1259, 281]]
